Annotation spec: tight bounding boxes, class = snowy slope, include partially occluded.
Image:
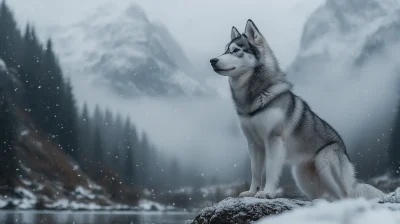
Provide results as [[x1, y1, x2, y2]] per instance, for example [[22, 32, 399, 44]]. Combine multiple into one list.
[[256, 198, 400, 224], [48, 3, 207, 97], [0, 59, 115, 210]]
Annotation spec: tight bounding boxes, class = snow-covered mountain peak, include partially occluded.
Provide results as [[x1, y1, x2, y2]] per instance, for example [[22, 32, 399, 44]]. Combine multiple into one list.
[[124, 3, 149, 23], [326, 0, 399, 15], [297, 0, 400, 63], [49, 3, 208, 98]]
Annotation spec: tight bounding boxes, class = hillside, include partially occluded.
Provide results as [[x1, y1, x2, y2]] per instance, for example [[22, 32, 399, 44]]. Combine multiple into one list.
[[0, 58, 118, 209]]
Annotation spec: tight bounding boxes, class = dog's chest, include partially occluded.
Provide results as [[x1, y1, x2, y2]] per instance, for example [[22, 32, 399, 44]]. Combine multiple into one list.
[[238, 108, 284, 144]]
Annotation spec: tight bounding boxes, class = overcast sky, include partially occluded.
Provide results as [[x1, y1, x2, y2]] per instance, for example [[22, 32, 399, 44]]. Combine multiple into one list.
[[8, 0, 323, 69]]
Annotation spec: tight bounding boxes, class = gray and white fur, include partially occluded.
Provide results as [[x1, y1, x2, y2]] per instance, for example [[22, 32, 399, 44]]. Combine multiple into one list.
[[210, 19, 396, 201]]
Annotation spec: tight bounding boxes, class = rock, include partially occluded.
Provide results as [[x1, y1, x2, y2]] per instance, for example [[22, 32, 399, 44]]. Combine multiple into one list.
[[191, 197, 309, 224]]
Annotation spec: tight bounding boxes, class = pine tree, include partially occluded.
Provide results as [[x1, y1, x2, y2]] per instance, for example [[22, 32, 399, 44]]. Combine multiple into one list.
[[0, 0, 22, 68], [390, 101, 400, 175], [0, 88, 17, 188], [59, 77, 79, 160], [92, 125, 104, 165], [144, 145, 159, 189], [93, 105, 103, 129], [20, 26, 45, 127], [0, 1, 85, 182], [20, 25, 34, 100], [42, 39, 63, 134], [122, 117, 137, 185], [111, 113, 123, 172], [123, 141, 134, 185], [139, 132, 151, 187], [169, 157, 180, 189], [103, 108, 113, 161], [91, 105, 104, 162], [79, 102, 91, 159]]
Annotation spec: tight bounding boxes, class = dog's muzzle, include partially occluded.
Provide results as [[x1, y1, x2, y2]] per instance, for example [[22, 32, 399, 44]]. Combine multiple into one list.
[[210, 58, 219, 67]]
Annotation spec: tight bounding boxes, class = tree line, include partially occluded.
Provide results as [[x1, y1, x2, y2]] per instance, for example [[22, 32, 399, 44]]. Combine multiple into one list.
[[0, 0, 211, 194], [0, 0, 79, 160]]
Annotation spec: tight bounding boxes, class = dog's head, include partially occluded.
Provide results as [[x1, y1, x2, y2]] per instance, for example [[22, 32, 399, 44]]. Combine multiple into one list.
[[210, 19, 278, 77]]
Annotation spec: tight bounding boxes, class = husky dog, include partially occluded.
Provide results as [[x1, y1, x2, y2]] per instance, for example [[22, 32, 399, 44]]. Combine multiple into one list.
[[210, 19, 395, 201]]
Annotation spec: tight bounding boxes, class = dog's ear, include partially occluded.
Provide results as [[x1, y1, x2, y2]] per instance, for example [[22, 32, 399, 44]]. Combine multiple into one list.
[[231, 26, 241, 40], [244, 19, 263, 43]]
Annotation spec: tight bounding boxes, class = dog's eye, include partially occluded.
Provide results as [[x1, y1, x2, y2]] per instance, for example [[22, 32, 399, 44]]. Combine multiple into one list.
[[232, 49, 240, 53]]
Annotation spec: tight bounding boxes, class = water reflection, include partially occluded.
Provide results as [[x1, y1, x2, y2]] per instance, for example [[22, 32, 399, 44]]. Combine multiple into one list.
[[0, 211, 195, 224]]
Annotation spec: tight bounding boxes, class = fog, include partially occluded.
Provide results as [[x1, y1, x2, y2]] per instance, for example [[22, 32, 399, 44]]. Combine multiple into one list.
[[7, 0, 400, 180], [8, 0, 322, 68], [294, 49, 400, 156], [69, 44, 400, 179]]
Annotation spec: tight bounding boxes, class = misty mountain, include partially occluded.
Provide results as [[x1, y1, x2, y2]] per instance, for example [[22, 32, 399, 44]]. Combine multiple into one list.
[[285, 0, 400, 176], [49, 3, 208, 98], [288, 0, 400, 81]]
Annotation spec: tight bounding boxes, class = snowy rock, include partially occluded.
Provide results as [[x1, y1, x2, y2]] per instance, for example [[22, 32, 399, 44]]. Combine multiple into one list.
[[0, 58, 6, 72], [192, 195, 400, 224], [74, 186, 96, 200], [13, 187, 37, 209], [255, 198, 400, 224], [191, 197, 309, 224]]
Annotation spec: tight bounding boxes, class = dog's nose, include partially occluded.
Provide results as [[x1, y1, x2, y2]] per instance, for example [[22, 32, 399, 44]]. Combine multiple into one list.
[[210, 58, 219, 66]]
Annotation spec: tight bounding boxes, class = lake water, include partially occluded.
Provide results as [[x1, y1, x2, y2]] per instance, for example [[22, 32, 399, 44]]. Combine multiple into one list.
[[0, 211, 196, 224]]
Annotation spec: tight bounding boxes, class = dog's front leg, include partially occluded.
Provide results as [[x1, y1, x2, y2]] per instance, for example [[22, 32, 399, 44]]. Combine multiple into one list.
[[255, 135, 285, 199], [239, 141, 265, 197]]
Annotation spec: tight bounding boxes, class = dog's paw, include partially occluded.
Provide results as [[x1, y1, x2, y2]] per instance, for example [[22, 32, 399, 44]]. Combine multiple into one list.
[[239, 191, 257, 198], [254, 191, 276, 199]]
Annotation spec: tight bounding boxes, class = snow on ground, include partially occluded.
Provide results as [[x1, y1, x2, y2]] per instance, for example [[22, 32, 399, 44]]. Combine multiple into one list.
[[47, 199, 102, 210], [199, 182, 242, 197], [46, 199, 132, 211], [74, 186, 95, 200], [0, 59, 6, 72], [19, 178, 32, 186], [255, 198, 400, 224], [172, 182, 246, 198], [45, 198, 175, 211], [137, 199, 175, 211], [20, 129, 29, 136], [13, 187, 37, 209], [87, 180, 103, 191]]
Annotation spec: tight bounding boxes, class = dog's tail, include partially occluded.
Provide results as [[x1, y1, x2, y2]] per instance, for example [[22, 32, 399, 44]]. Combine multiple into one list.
[[350, 183, 385, 200]]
